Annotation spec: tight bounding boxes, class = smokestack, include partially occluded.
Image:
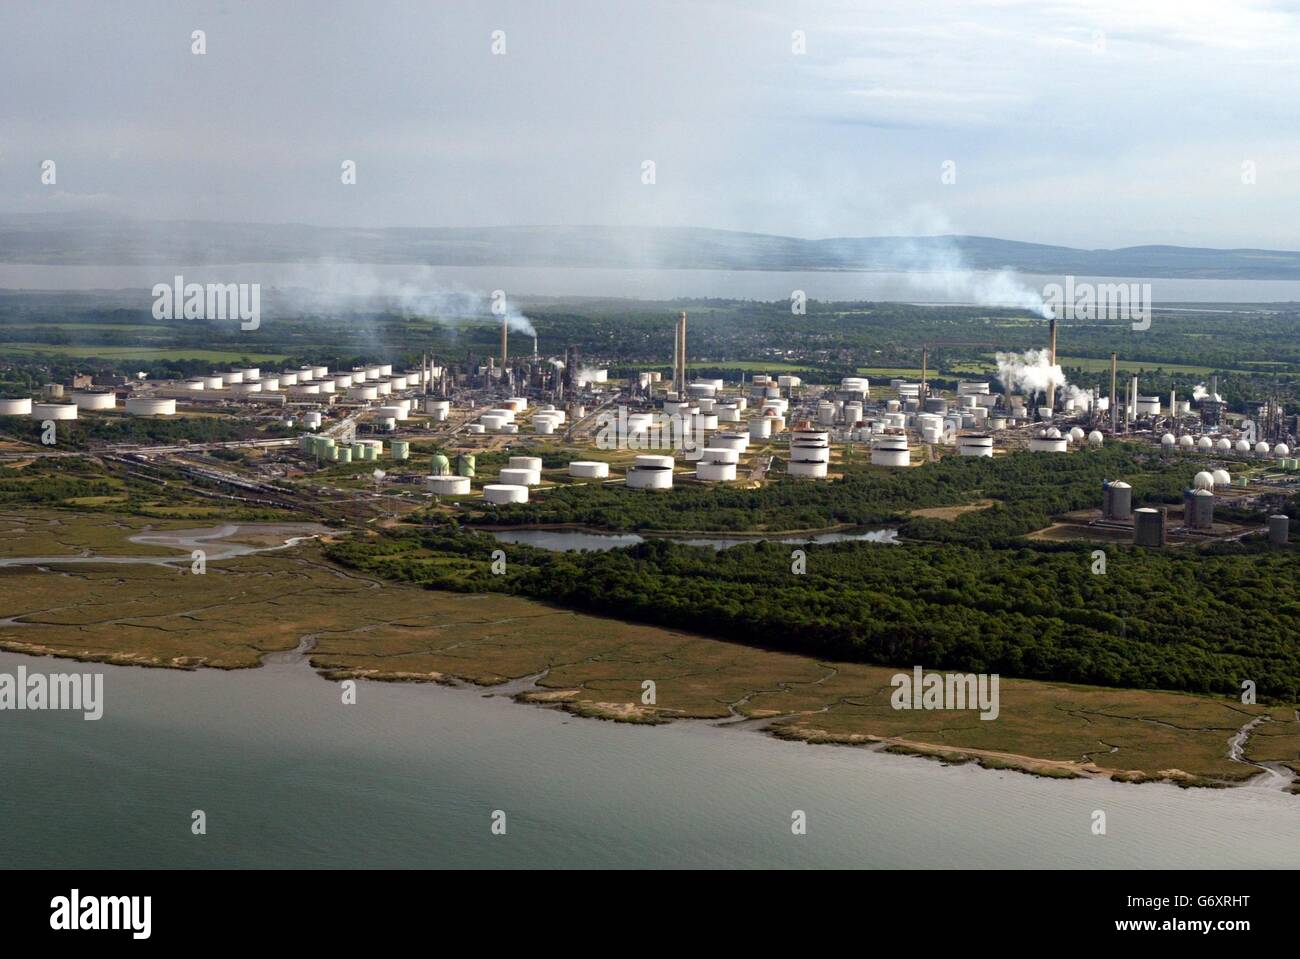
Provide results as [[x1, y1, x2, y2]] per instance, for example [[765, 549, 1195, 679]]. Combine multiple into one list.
[[1110, 352, 1118, 434], [533, 333, 538, 358], [1128, 374, 1138, 428], [501, 313, 508, 371], [676, 311, 688, 395], [1170, 388, 1176, 419], [921, 347, 928, 401], [1046, 317, 1057, 410]]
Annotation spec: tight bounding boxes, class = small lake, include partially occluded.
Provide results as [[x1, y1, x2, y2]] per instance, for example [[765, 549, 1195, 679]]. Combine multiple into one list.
[[487, 528, 899, 552]]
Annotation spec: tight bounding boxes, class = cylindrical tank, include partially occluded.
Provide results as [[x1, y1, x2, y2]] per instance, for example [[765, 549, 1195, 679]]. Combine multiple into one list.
[[124, 397, 176, 416], [1268, 514, 1290, 546], [378, 404, 408, 421], [391, 441, 409, 461], [871, 434, 910, 466], [508, 456, 543, 473], [696, 461, 737, 482], [569, 461, 610, 479], [1029, 434, 1068, 453], [426, 475, 471, 495], [499, 467, 540, 486], [749, 417, 772, 440], [1133, 507, 1167, 547], [483, 484, 529, 504], [788, 459, 829, 479], [70, 391, 116, 411], [702, 447, 740, 465], [430, 453, 450, 476], [424, 398, 450, 419], [1185, 488, 1215, 528], [956, 434, 993, 457], [456, 454, 476, 478], [337, 447, 353, 465], [1103, 481, 1132, 520], [31, 402, 78, 421], [0, 397, 34, 416]]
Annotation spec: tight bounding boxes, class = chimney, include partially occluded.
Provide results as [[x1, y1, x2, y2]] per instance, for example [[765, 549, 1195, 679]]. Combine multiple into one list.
[[1046, 317, 1058, 409], [501, 314, 508, 371], [1110, 352, 1118, 433]]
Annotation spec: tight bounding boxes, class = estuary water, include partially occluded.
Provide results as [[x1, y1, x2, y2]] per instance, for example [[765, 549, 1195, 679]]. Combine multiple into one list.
[[1, 648, 1297, 869], [487, 528, 899, 551]]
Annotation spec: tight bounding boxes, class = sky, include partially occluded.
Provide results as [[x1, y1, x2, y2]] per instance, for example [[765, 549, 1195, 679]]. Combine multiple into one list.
[[1, 0, 1298, 249]]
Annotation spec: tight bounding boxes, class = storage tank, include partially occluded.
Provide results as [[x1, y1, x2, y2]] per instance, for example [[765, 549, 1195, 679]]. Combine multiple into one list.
[[1178, 434, 1194, 448], [424, 398, 450, 419], [31, 402, 78, 421], [221, 371, 244, 385], [377, 404, 407, 421], [391, 441, 410, 461], [204, 375, 225, 389], [70, 391, 116, 411], [1268, 514, 1290, 546], [1211, 468, 1231, 487], [499, 467, 540, 486], [702, 447, 740, 465], [1069, 427, 1085, 443], [125, 397, 176, 416], [1214, 437, 1232, 452], [182, 379, 206, 391], [230, 382, 262, 394], [1255, 441, 1271, 457], [1275, 443, 1291, 457], [302, 411, 322, 430], [0, 397, 34, 417], [1133, 507, 1167, 547], [956, 434, 993, 458], [1185, 488, 1215, 528], [426, 475, 471, 496], [1029, 432, 1068, 453], [317, 380, 336, 394], [1160, 433, 1176, 448], [1193, 470, 1215, 490], [279, 372, 299, 387], [430, 453, 451, 476], [711, 433, 749, 452], [349, 386, 378, 402], [1196, 436, 1213, 451], [696, 461, 737, 482], [455, 454, 476, 477], [1136, 396, 1161, 416], [334, 374, 354, 389], [788, 459, 829, 479], [749, 417, 772, 440], [480, 414, 509, 431], [871, 433, 910, 467], [627, 455, 674, 490], [311, 366, 329, 380], [1235, 439, 1251, 454], [337, 447, 353, 465], [569, 461, 610, 479], [483, 484, 529, 504], [466, 423, 486, 434], [1103, 481, 1132, 520], [532, 416, 559, 435], [509, 456, 543, 473]]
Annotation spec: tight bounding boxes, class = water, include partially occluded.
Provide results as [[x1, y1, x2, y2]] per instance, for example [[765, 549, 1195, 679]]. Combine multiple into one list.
[[1, 648, 1296, 869], [488, 528, 899, 551], [0, 523, 329, 568], [2, 263, 1299, 305]]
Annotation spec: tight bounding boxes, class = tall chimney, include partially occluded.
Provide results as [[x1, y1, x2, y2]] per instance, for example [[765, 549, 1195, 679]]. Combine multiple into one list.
[[676, 311, 688, 394], [921, 347, 928, 401], [1110, 352, 1118, 433], [1129, 374, 1138, 428], [501, 314, 508, 371], [1046, 317, 1058, 410]]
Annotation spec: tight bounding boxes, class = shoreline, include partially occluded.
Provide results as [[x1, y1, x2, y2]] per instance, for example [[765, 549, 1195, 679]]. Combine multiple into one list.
[[2, 630, 1293, 794]]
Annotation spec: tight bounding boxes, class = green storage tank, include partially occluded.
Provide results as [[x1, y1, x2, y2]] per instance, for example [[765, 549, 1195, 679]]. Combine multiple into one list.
[[338, 447, 353, 464], [430, 453, 450, 476], [456, 453, 476, 477], [392, 440, 410, 461]]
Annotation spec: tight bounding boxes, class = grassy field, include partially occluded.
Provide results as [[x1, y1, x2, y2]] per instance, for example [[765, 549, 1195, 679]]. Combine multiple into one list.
[[0, 343, 288, 362], [1, 510, 1295, 788]]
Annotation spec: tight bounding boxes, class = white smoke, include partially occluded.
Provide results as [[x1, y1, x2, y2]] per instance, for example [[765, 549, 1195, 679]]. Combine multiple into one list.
[[548, 358, 565, 370], [995, 348, 1066, 399], [1192, 383, 1208, 400], [885, 213, 1052, 318]]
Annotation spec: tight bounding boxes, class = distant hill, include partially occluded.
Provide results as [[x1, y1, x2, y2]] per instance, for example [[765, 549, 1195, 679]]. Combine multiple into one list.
[[3, 215, 1300, 279]]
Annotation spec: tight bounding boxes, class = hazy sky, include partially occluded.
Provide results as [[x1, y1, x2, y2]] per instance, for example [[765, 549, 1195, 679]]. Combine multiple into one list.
[[2, 0, 1298, 249]]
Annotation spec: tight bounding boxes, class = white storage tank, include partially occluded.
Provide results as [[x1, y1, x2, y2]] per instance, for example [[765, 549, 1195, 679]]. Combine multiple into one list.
[[125, 397, 176, 416], [956, 434, 994, 457], [1160, 433, 1176, 448], [1211, 468, 1232, 487], [702, 447, 740, 464], [871, 434, 911, 466], [0, 397, 34, 416], [480, 414, 509, 431], [627, 455, 674, 490], [302, 411, 322, 430], [349, 385, 378, 402], [711, 433, 749, 452], [1255, 441, 1271, 457], [71, 391, 116, 411], [499, 468, 540, 486], [1215, 437, 1232, 452], [311, 366, 329, 380], [696, 461, 737, 482], [1235, 439, 1251, 454], [334, 374, 354, 389], [378, 404, 408, 421], [31, 402, 78, 420], [1029, 432, 1068, 453], [508, 456, 543, 473], [569, 461, 610, 479], [279, 372, 299, 387], [533, 417, 556, 435], [1275, 443, 1291, 457], [1178, 435, 1195, 448], [1193, 470, 1215, 490], [483, 483, 530, 505], [424, 398, 450, 419], [221, 371, 244, 385], [788, 459, 828, 479], [1196, 436, 1213, 450], [749, 417, 772, 440], [204, 375, 225, 389]]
